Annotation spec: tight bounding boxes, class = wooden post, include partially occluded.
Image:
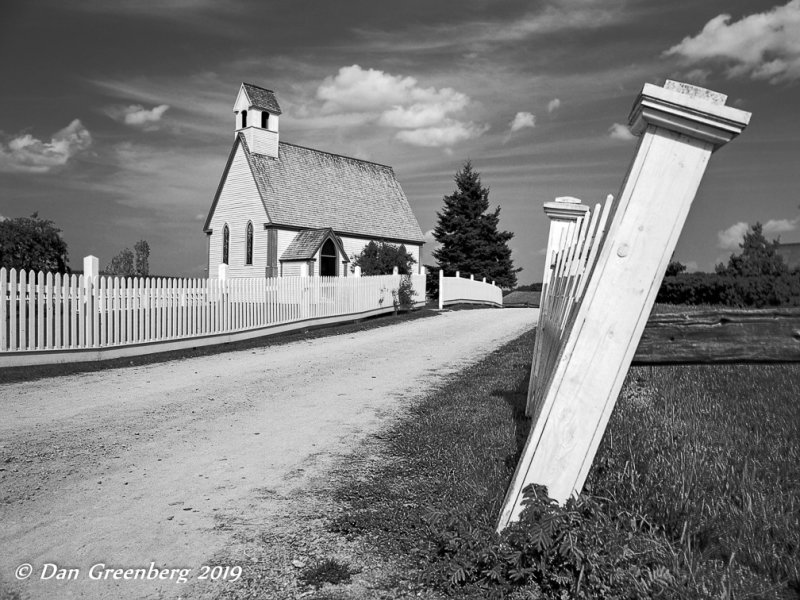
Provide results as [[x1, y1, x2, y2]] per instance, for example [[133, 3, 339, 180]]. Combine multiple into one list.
[[438, 269, 444, 310], [498, 80, 751, 530], [526, 197, 590, 416]]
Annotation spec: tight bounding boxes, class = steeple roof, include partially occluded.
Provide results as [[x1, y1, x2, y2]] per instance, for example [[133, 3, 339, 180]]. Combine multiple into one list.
[[241, 83, 282, 115]]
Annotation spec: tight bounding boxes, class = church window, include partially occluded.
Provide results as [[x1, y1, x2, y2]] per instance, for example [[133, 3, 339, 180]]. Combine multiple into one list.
[[222, 224, 230, 264], [241, 110, 248, 128], [261, 112, 269, 129], [245, 222, 253, 265]]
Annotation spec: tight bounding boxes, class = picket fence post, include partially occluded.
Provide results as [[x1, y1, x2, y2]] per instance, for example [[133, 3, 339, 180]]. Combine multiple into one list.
[[498, 80, 752, 530]]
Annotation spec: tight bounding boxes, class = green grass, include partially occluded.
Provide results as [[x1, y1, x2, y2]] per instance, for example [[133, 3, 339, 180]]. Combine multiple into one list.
[[330, 329, 800, 598]]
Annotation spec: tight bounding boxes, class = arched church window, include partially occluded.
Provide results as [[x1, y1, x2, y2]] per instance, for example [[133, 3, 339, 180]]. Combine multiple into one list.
[[241, 110, 248, 128], [222, 224, 230, 265], [245, 221, 253, 265], [261, 112, 269, 129], [320, 238, 337, 277]]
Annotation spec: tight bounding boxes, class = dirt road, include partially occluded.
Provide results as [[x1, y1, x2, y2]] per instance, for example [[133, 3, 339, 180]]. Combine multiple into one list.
[[0, 308, 537, 600]]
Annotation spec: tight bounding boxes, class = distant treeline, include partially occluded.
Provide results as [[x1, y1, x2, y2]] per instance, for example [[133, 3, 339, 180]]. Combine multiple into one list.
[[658, 222, 800, 307]]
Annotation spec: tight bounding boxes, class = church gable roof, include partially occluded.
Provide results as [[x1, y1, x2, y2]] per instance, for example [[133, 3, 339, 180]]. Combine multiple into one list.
[[280, 228, 349, 261], [243, 137, 424, 243], [241, 83, 282, 115]]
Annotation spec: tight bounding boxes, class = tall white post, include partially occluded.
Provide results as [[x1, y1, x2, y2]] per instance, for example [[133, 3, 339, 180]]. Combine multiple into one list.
[[353, 265, 362, 278], [438, 269, 444, 310], [392, 266, 399, 276], [499, 80, 751, 530], [218, 263, 228, 281]]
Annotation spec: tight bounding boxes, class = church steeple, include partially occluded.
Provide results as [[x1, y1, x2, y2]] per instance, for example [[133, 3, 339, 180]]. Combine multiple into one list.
[[233, 83, 282, 158]]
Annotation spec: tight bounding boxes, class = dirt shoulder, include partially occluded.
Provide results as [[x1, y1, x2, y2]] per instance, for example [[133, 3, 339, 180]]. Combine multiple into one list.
[[0, 308, 537, 600]]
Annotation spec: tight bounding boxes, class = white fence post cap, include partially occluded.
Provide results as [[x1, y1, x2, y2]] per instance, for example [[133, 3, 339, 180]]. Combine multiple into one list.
[[83, 255, 99, 281], [218, 263, 229, 280]]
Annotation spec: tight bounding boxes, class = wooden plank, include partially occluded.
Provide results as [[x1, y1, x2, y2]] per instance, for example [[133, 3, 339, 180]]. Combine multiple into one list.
[[9, 270, 18, 351], [0, 269, 7, 352], [634, 308, 800, 364]]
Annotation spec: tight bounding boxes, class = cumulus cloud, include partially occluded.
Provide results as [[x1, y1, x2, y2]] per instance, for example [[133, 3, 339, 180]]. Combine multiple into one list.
[[718, 217, 799, 250], [107, 104, 170, 129], [313, 65, 486, 148], [763, 216, 799, 236], [547, 98, 561, 113], [509, 111, 536, 132], [717, 221, 749, 250], [664, 1, 800, 84], [396, 121, 489, 147], [608, 122, 635, 141], [0, 119, 92, 174]]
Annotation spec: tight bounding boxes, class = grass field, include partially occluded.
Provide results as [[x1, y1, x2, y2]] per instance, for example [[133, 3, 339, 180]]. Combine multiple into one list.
[[331, 328, 800, 599]]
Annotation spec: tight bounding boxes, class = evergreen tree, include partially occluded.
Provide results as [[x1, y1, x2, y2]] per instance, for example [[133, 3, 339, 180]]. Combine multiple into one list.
[[715, 222, 787, 277], [433, 161, 519, 288], [134, 239, 150, 277]]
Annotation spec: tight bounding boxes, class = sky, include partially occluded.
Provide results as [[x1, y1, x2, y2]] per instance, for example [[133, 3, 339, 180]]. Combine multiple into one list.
[[1, 0, 799, 282]]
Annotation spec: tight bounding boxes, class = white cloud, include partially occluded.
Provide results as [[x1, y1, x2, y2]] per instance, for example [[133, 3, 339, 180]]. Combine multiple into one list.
[[396, 120, 489, 148], [664, 1, 800, 84], [423, 229, 437, 245], [107, 104, 170, 129], [313, 65, 486, 148], [684, 260, 699, 273], [0, 120, 92, 174], [717, 221, 749, 250], [547, 98, 561, 113], [608, 122, 635, 141], [717, 216, 798, 250], [509, 111, 536, 132], [763, 216, 799, 236]]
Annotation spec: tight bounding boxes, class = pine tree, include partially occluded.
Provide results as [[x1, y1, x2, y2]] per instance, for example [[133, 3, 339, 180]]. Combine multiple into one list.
[[433, 161, 519, 288], [716, 222, 788, 277]]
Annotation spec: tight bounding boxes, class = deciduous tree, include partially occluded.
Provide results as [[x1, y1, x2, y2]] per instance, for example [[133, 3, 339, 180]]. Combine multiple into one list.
[[352, 241, 416, 275], [0, 213, 69, 273]]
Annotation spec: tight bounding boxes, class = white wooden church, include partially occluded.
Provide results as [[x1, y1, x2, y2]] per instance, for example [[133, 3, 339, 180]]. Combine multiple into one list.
[[203, 83, 425, 278]]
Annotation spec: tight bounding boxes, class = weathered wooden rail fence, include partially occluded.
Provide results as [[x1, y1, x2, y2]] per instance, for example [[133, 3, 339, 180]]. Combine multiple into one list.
[[0, 268, 425, 367], [438, 270, 503, 309], [498, 80, 757, 530]]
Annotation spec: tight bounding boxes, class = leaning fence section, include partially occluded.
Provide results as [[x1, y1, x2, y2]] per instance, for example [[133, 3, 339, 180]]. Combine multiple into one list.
[[0, 270, 425, 360], [526, 195, 612, 420], [438, 270, 502, 309]]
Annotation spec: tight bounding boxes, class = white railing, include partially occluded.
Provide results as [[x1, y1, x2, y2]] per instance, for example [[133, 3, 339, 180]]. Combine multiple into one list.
[[0, 269, 425, 364], [438, 270, 502, 309]]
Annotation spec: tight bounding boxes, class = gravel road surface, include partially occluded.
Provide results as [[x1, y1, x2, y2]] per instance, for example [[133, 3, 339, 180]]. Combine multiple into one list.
[[0, 308, 537, 600]]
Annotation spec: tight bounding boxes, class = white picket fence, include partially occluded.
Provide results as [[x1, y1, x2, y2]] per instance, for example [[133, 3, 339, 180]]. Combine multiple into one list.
[[438, 270, 502, 309], [0, 268, 425, 364], [526, 195, 612, 420]]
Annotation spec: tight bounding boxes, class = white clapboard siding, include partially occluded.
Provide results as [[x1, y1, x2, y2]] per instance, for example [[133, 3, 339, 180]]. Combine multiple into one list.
[[208, 144, 269, 278], [0, 270, 425, 363], [438, 271, 503, 309]]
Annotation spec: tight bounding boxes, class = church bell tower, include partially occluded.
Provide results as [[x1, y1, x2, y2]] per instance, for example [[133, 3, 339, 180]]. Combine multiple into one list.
[[233, 83, 282, 158]]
